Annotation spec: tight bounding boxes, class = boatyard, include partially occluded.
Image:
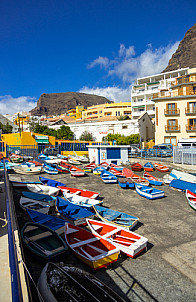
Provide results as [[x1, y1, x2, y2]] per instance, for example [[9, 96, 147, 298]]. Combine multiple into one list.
[[5, 161, 196, 302]]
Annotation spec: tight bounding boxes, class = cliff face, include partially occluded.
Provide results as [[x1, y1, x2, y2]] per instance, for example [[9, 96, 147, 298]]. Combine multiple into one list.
[[163, 23, 196, 72], [30, 92, 113, 116]]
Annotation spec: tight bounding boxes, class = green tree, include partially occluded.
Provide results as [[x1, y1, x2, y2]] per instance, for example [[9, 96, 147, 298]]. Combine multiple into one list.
[[57, 125, 73, 140], [79, 131, 94, 141]]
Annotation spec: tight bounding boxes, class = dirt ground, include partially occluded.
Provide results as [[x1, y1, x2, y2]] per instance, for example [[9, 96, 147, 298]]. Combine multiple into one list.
[[9, 165, 196, 302]]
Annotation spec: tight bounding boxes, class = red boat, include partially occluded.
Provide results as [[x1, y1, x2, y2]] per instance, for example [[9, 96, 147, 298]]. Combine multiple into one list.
[[131, 173, 149, 186], [56, 165, 70, 173], [84, 162, 96, 171], [99, 162, 109, 168], [69, 166, 86, 177], [154, 163, 169, 172], [58, 186, 100, 199], [28, 160, 43, 166], [60, 161, 72, 169], [122, 168, 134, 178], [143, 172, 163, 185], [109, 167, 125, 177], [131, 162, 143, 171]]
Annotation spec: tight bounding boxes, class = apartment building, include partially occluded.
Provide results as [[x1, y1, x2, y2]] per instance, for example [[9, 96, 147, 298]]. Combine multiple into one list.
[[82, 102, 132, 120], [131, 68, 189, 120], [153, 68, 196, 145], [67, 106, 84, 119]]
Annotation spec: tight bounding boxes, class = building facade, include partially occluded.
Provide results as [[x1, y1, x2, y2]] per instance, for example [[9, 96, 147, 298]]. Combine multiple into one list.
[[131, 68, 189, 120], [154, 68, 196, 145], [82, 102, 132, 120]]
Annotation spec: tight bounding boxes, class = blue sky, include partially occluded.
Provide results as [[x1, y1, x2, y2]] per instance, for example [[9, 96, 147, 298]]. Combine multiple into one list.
[[0, 0, 195, 114]]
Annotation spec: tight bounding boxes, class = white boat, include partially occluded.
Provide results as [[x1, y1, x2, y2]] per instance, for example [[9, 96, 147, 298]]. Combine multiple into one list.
[[186, 189, 196, 211], [73, 152, 89, 163], [68, 157, 81, 165], [63, 191, 102, 208], [87, 219, 148, 258], [13, 166, 42, 175], [170, 169, 196, 183], [20, 196, 50, 214], [44, 158, 61, 164], [163, 174, 175, 185], [27, 184, 60, 196]]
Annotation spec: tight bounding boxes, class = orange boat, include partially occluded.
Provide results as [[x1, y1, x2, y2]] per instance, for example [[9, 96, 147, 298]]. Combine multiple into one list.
[[154, 163, 169, 172], [131, 162, 143, 171], [131, 173, 149, 186], [122, 168, 134, 178], [109, 167, 125, 177], [58, 186, 100, 199], [69, 166, 86, 177]]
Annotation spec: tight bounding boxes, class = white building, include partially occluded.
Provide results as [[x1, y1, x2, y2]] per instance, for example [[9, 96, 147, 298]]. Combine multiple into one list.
[[131, 68, 189, 120], [67, 112, 154, 143]]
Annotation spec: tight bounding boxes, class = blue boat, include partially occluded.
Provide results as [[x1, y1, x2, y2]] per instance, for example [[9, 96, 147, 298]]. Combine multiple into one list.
[[143, 172, 163, 186], [56, 197, 94, 226], [135, 184, 164, 200], [93, 166, 106, 175], [94, 205, 138, 229], [38, 154, 50, 160], [26, 209, 67, 234], [143, 162, 154, 172], [118, 178, 135, 189], [169, 179, 196, 193], [22, 191, 56, 205], [39, 176, 66, 187], [43, 163, 58, 175], [101, 170, 118, 184]]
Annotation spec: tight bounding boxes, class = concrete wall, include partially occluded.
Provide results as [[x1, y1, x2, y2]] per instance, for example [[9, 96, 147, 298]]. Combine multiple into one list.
[[88, 145, 128, 165]]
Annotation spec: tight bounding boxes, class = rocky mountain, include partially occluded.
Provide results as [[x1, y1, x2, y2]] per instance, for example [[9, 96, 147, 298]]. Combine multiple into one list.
[[163, 23, 196, 72], [30, 92, 113, 116]]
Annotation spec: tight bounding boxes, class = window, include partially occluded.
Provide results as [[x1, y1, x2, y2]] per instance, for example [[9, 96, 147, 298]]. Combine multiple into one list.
[[167, 119, 178, 131], [107, 148, 120, 159], [164, 136, 177, 145], [99, 110, 102, 113], [188, 102, 196, 113], [167, 103, 176, 114], [188, 118, 196, 130], [122, 125, 128, 129]]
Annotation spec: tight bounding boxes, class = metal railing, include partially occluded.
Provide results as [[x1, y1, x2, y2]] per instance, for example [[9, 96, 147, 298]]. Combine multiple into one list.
[[165, 125, 181, 132], [173, 146, 196, 165], [185, 108, 196, 115], [186, 125, 196, 132], [164, 109, 180, 116]]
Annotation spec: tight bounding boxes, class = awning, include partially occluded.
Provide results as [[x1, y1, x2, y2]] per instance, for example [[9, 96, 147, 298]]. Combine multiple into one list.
[[35, 135, 49, 144]]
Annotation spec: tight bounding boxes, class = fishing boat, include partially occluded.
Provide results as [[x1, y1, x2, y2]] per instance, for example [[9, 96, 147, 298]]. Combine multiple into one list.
[[37, 262, 124, 302], [131, 162, 143, 171], [170, 179, 196, 193], [9, 153, 24, 163], [22, 191, 56, 205], [21, 222, 68, 260], [163, 174, 175, 185], [13, 165, 42, 175], [68, 157, 81, 165], [58, 186, 99, 199], [94, 205, 138, 229], [56, 197, 94, 226], [118, 178, 135, 189], [109, 167, 125, 177], [101, 170, 118, 184], [135, 184, 165, 200], [186, 190, 196, 211], [10, 180, 42, 189], [170, 169, 196, 183], [99, 162, 110, 168], [43, 163, 58, 175], [93, 166, 106, 175], [73, 151, 89, 163], [143, 172, 163, 186], [39, 176, 66, 187], [87, 219, 148, 258], [69, 166, 86, 177], [27, 184, 60, 196], [28, 160, 43, 166], [122, 168, 134, 178], [56, 164, 70, 173], [20, 196, 50, 214], [38, 154, 50, 160], [21, 162, 35, 167], [64, 223, 120, 269], [110, 163, 123, 171], [60, 160, 72, 169], [26, 209, 67, 234], [143, 162, 154, 172], [83, 162, 96, 172], [45, 158, 62, 165], [131, 174, 149, 186], [57, 154, 68, 160], [63, 191, 103, 208], [154, 163, 169, 172]]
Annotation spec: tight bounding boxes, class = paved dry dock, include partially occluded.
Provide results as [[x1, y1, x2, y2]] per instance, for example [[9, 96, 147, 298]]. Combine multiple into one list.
[[10, 167, 196, 302]]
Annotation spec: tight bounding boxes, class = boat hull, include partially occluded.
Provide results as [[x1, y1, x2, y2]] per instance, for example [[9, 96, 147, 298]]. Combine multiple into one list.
[[135, 184, 165, 200]]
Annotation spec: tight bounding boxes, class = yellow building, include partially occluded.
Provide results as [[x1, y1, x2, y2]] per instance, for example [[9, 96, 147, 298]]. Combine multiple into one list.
[[14, 114, 30, 126], [67, 106, 85, 119], [153, 68, 196, 146], [1, 132, 56, 146], [82, 102, 132, 120]]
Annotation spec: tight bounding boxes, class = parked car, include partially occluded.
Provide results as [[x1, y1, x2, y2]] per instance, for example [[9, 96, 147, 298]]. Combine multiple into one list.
[[128, 146, 141, 157], [148, 145, 173, 157], [43, 147, 59, 156]]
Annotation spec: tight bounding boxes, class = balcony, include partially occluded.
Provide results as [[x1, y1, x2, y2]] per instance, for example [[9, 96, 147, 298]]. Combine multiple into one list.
[[185, 108, 196, 115], [164, 108, 180, 116], [165, 125, 181, 132], [186, 125, 196, 132]]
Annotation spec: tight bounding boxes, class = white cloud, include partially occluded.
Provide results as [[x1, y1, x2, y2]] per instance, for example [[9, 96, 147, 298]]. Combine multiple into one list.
[[0, 95, 37, 115], [88, 42, 180, 83], [79, 86, 131, 102], [87, 56, 109, 69]]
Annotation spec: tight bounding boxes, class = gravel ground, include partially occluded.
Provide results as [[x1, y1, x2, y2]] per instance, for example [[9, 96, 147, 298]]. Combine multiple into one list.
[[9, 164, 196, 302]]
